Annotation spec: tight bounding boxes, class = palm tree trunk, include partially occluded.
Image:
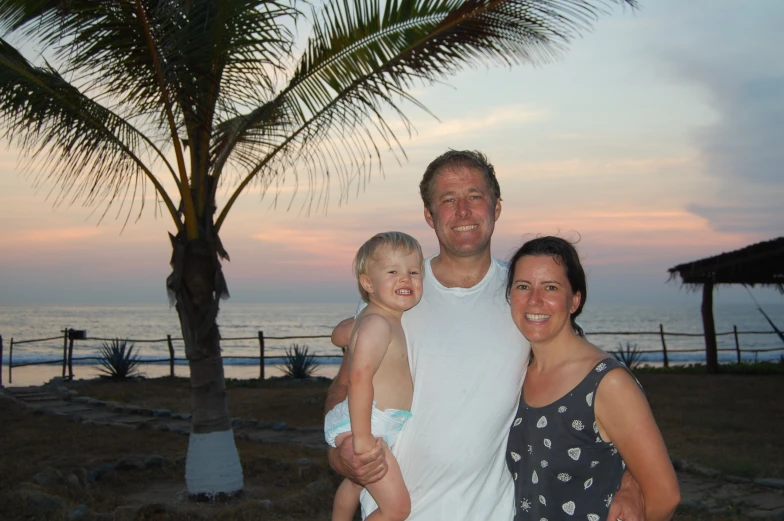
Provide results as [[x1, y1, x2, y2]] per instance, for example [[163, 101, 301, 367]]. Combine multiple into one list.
[[167, 232, 243, 500]]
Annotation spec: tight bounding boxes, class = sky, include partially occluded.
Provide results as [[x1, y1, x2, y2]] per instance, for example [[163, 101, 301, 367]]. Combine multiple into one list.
[[1, 0, 782, 307]]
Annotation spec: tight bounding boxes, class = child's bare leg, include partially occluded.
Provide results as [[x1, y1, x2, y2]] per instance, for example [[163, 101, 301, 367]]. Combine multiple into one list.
[[333, 477, 363, 521], [364, 445, 410, 521]]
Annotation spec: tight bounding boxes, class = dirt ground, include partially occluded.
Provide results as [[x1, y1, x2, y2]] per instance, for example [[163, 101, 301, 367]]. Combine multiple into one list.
[[1, 371, 782, 520]]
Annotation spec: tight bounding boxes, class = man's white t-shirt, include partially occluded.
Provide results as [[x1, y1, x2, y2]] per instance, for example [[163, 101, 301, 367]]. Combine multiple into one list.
[[360, 256, 529, 520]]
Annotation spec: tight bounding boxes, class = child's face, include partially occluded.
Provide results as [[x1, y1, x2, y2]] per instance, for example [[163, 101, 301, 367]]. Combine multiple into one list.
[[360, 245, 424, 314]]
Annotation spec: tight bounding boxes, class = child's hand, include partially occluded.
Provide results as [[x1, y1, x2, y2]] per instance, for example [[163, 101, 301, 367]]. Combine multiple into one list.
[[352, 435, 378, 455]]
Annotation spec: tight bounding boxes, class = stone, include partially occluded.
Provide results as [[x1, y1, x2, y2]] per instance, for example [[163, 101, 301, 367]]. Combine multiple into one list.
[[305, 479, 331, 493], [116, 457, 146, 471], [725, 474, 752, 484], [65, 473, 81, 488], [74, 468, 88, 485], [113, 504, 142, 521], [297, 458, 312, 479], [13, 490, 65, 517], [755, 478, 784, 490], [68, 504, 91, 520], [258, 499, 273, 510], [32, 466, 64, 486], [256, 421, 273, 429], [152, 409, 172, 417], [86, 463, 116, 483], [272, 421, 288, 431], [144, 455, 168, 469]]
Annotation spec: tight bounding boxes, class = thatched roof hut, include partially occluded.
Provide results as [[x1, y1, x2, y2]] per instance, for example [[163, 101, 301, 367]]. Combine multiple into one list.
[[668, 237, 784, 372]]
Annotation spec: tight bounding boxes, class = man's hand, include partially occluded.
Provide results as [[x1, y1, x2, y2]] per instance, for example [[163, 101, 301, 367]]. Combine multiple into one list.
[[607, 470, 645, 521], [328, 434, 388, 485]]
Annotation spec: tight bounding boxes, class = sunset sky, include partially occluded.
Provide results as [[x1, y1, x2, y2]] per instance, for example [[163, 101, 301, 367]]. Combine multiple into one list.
[[1, 0, 782, 306]]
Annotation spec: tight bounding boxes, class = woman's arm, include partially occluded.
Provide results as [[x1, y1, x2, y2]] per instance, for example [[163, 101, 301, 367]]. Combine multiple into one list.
[[595, 369, 680, 521]]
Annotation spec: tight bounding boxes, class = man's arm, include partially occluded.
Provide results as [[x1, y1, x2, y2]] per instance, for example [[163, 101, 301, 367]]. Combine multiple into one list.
[[331, 317, 355, 350], [607, 471, 644, 521], [326, 319, 387, 484]]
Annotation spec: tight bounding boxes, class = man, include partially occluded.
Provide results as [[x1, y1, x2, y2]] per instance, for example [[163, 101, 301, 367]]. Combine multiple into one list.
[[327, 150, 643, 520]]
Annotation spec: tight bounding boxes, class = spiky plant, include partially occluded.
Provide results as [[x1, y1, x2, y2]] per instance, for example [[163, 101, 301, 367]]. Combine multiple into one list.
[[282, 343, 320, 379], [97, 338, 142, 379], [610, 341, 645, 370]]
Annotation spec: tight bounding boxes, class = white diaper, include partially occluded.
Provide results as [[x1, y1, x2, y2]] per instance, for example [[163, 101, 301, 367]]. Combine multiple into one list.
[[324, 398, 412, 448]]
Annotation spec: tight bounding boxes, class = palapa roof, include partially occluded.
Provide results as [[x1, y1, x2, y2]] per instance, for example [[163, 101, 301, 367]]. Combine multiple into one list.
[[668, 237, 784, 293]]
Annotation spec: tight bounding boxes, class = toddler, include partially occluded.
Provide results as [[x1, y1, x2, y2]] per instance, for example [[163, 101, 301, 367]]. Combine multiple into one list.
[[324, 231, 423, 521]]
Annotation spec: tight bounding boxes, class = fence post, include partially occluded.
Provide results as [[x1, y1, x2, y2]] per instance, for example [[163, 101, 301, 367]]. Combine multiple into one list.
[[258, 331, 265, 380], [0, 335, 3, 387], [68, 332, 75, 380], [9, 338, 13, 385], [659, 324, 669, 368], [62, 328, 68, 378], [733, 325, 741, 364], [167, 335, 175, 377]]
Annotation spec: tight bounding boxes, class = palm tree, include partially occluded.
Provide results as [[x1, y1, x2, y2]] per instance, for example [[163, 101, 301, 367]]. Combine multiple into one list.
[[0, 0, 636, 499]]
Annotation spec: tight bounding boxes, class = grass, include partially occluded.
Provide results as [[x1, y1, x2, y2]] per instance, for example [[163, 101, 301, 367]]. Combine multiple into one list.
[[2, 366, 783, 519]]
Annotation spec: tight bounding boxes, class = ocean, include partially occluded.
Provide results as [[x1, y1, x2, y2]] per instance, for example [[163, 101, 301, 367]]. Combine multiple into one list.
[[1, 301, 783, 386]]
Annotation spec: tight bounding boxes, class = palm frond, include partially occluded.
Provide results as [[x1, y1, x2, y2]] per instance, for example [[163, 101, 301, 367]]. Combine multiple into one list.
[[217, 0, 636, 226], [0, 37, 180, 226]]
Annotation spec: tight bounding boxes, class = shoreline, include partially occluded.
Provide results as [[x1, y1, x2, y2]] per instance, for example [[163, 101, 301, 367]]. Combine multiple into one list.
[[2, 362, 341, 387]]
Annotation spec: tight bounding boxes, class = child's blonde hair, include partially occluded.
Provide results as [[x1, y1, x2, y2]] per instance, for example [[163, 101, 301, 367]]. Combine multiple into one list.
[[353, 232, 424, 303]]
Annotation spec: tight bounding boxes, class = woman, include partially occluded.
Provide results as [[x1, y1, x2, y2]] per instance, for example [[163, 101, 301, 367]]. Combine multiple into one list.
[[505, 237, 679, 521]]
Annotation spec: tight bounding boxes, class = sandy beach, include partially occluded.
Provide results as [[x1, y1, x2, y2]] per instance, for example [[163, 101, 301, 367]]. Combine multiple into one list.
[[2, 362, 341, 387]]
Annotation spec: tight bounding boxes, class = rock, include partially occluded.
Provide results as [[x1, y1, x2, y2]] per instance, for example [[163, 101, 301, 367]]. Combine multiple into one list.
[[258, 499, 273, 510], [272, 421, 288, 431], [152, 409, 172, 417], [32, 466, 64, 486], [113, 504, 142, 521], [116, 457, 145, 471], [74, 468, 88, 485], [68, 504, 91, 520], [256, 421, 273, 429], [144, 455, 168, 469], [86, 463, 116, 483], [725, 474, 751, 484], [94, 514, 113, 521], [755, 478, 784, 489], [65, 473, 81, 488], [297, 458, 312, 479], [231, 418, 245, 427], [12, 490, 65, 517], [305, 479, 331, 493]]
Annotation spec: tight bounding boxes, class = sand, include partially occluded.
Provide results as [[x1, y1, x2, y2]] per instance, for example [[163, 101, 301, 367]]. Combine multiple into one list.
[[3, 362, 340, 387]]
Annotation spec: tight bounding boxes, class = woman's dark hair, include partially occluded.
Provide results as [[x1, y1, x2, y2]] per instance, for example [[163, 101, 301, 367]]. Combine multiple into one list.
[[506, 236, 587, 336]]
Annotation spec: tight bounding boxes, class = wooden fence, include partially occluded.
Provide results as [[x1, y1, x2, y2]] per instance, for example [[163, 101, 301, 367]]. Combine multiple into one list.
[[1, 325, 783, 384]]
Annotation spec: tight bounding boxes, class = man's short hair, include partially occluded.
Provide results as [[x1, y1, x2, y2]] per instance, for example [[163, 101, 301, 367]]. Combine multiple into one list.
[[419, 150, 501, 212], [353, 231, 424, 302]]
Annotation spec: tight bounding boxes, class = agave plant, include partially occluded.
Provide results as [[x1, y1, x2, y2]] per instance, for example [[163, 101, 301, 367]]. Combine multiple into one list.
[[283, 343, 320, 379], [97, 338, 142, 379], [610, 341, 644, 370]]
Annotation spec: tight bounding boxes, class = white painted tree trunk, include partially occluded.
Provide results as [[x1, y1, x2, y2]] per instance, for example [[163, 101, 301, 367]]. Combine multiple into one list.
[[185, 430, 244, 497]]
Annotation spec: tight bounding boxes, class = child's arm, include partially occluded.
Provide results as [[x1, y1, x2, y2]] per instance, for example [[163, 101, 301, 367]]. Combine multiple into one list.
[[348, 314, 392, 454]]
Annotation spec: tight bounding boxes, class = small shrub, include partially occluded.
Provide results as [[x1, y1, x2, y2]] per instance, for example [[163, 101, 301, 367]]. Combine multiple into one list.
[[282, 343, 319, 379], [98, 338, 142, 379], [610, 341, 644, 370]]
